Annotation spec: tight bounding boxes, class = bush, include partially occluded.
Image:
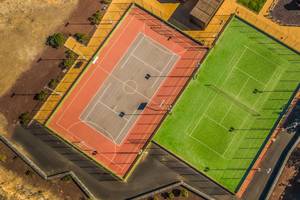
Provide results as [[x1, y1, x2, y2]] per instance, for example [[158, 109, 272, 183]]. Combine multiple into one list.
[[181, 188, 189, 198], [48, 79, 59, 89], [19, 112, 31, 126], [74, 33, 89, 44], [65, 50, 77, 59], [100, 0, 112, 4], [59, 50, 77, 69], [46, 33, 66, 48], [34, 90, 48, 101], [172, 189, 181, 197], [88, 10, 103, 25], [152, 195, 159, 200], [237, 0, 266, 12], [168, 192, 174, 199], [60, 58, 75, 69]]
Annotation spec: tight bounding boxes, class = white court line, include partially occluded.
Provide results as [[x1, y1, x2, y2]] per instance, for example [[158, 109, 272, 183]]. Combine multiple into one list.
[[188, 93, 218, 136], [114, 109, 138, 143], [55, 17, 136, 126], [204, 114, 229, 131], [189, 135, 227, 159], [77, 33, 180, 147], [142, 33, 176, 56], [99, 66, 160, 105], [54, 121, 122, 171], [80, 83, 112, 121], [160, 99, 166, 108], [221, 47, 247, 85], [120, 33, 145, 69], [180, 46, 245, 135], [220, 78, 250, 124], [99, 101, 129, 121], [184, 49, 242, 135], [116, 43, 178, 144], [131, 54, 161, 73], [83, 120, 117, 143], [112, 51, 177, 144], [114, 56, 181, 146], [151, 54, 178, 89], [244, 45, 279, 66], [184, 47, 255, 158], [235, 67, 265, 86], [222, 68, 280, 156]]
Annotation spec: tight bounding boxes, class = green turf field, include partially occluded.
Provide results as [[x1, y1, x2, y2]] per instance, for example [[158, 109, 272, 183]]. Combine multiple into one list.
[[154, 17, 300, 192]]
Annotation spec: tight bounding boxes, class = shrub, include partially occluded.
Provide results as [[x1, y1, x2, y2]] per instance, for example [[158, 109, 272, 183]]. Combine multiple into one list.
[[46, 33, 66, 48], [74, 33, 89, 44], [19, 112, 31, 126], [65, 50, 77, 59], [34, 90, 48, 101], [152, 195, 159, 200], [168, 192, 174, 199], [181, 188, 189, 198], [48, 79, 59, 89], [204, 166, 210, 172], [60, 58, 75, 69], [88, 10, 103, 25], [100, 0, 112, 4], [172, 189, 181, 197]]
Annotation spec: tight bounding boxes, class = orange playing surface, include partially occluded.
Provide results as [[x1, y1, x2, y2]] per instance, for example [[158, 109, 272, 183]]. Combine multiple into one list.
[[47, 6, 207, 177]]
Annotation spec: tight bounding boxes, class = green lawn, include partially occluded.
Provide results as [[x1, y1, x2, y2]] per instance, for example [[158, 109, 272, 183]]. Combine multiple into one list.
[[237, 0, 267, 13], [154, 17, 300, 192]]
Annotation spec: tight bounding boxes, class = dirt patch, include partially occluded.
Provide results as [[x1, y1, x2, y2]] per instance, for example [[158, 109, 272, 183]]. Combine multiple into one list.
[[269, 143, 300, 200], [0, 141, 87, 200], [0, 0, 102, 135], [0, 0, 79, 97]]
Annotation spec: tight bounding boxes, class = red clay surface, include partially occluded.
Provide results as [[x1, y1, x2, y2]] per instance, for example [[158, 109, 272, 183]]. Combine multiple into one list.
[[47, 6, 207, 177]]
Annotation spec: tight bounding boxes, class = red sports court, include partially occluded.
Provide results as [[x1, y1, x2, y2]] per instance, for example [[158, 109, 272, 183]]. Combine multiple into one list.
[[47, 5, 207, 177]]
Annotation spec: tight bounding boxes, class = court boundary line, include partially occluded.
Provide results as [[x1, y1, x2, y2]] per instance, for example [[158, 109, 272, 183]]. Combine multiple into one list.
[[81, 44, 176, 146], [54, 121, 122, 171], [54, 16, 136, 127], [184, 44, 273, 160], [48, 4, 206, 176]]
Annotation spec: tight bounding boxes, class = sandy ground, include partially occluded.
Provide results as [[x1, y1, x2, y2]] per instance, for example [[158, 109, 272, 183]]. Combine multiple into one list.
[[0, 0, 79, 97], [0, 0, 79, 134]]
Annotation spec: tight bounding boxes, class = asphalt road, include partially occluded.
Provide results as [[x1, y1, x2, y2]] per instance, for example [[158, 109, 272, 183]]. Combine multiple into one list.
[[241, 130, 296, 200]]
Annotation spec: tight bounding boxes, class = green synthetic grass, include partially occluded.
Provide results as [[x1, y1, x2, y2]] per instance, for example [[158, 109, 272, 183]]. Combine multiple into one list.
[[237, 0, 267, 13], [154, 17, 300, 192]]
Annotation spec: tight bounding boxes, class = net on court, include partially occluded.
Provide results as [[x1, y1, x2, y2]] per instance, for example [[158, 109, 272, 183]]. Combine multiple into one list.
[[46, 5, 207, 177], [154, 16, 300, 192]]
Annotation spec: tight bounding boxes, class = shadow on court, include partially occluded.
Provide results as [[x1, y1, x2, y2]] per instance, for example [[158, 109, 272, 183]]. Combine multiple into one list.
[[10, 121, 233, 200]]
